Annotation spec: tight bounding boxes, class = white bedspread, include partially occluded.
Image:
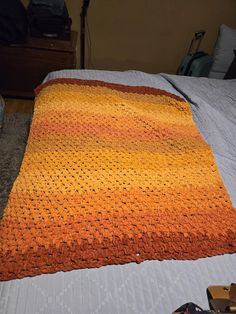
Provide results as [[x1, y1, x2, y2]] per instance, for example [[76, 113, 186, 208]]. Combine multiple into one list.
[[162, 74, 236, 207], [1, 70, 235, 314]]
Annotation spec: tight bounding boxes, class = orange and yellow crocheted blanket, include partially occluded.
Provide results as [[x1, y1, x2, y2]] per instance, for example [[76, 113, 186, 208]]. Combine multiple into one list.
[[0, 79, 235, 281]]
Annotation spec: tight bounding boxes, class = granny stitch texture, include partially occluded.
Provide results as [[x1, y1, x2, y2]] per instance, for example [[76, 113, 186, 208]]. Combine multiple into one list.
[[0, 79, 235, 281]]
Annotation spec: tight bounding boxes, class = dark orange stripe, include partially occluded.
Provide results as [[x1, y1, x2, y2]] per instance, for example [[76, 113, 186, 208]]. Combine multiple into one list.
[[35, 78, 185, 102]]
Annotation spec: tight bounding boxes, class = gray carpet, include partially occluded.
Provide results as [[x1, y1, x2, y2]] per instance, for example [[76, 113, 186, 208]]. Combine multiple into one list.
[[0, 113, 32, 217]]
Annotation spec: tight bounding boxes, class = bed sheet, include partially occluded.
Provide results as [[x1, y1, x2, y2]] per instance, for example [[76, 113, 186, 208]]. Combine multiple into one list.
[[162, 74, 236, 207], [0, 70, 235, 314]]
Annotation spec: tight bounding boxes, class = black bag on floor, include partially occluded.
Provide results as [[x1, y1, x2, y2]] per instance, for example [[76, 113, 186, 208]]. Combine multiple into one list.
[[27, 0, 71, 39], [0, 0, 28, 45]]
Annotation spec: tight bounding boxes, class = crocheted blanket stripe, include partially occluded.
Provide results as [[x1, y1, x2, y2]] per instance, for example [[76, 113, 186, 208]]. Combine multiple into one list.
[[0, 79, 235, 281]]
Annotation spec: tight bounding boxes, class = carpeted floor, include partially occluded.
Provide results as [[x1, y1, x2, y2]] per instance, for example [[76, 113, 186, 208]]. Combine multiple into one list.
[[0, 113, 31, 217]]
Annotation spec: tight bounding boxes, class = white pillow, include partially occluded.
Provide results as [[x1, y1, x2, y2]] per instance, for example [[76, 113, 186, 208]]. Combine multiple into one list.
[[209, 24, 236, 79]]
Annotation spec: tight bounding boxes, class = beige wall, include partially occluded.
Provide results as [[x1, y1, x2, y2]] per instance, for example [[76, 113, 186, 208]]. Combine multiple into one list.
[[23, 0, 236, 74]]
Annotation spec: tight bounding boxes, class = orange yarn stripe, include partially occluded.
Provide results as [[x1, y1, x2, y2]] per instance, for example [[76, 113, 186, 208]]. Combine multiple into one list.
[[0, 79, 235, 281]]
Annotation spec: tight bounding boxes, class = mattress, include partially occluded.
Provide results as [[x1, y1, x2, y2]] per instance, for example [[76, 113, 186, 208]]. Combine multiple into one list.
[[0, 70, 235, 314]]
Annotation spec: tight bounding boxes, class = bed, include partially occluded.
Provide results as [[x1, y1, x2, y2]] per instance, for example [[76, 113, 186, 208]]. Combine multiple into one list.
[[0, 69, 236, 314]]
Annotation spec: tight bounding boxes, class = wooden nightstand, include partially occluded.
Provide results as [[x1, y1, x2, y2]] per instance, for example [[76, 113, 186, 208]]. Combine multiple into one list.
[[0, 31, 77, 98]]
